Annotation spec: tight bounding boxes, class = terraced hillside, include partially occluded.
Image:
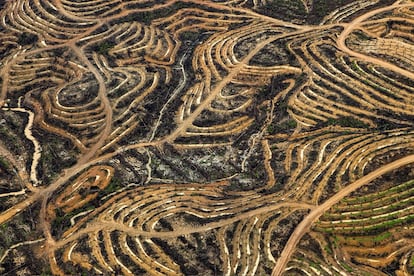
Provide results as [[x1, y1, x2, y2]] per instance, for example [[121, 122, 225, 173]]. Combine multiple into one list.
[[0, 0, 413, 275]]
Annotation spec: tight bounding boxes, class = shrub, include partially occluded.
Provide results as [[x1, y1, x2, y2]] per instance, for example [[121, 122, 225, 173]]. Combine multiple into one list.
[[18, 32, 38, 45]]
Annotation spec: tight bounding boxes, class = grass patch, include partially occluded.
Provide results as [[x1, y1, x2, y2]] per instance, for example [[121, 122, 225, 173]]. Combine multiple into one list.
[[326, 116, 369, 128], [93, 41, 115, 56], [323, 244, 332, 254], [267, 119, 297, 134], [340, 261, 353, 272], [0, 156, 11, 172], [102, 176, 123, 194], [373, 231, 391, 243], [118, 2, 199, 25]]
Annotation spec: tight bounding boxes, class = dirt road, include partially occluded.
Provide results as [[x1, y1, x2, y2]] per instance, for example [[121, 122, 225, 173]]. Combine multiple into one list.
[[272, 3, 414, 274], [272, 153, 414, 276], [50, 201, 315, 250], [337, 2, 414, 79], [2, 0, 414, 274]]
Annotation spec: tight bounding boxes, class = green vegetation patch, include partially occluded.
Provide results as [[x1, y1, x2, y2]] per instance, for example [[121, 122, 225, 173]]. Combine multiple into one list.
[[0, 156, 11, 173], [373, 231, 391, 243], [343, 179, 414, 205], [118, 2, 199, 25], [93, 41, 115, 56], [326, 116, 369, 128], [267, 119, 297, 134], [340, 261, 353, 272], [51, 205, 94, 237], [102, 176, 123, 194]]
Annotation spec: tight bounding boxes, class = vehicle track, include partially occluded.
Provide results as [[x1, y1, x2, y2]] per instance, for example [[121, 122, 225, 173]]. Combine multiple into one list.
[[1, 0, 414, 275], [272, 153, 414, 275]]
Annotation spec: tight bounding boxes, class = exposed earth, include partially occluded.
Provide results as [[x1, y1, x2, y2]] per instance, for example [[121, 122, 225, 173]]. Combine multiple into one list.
[[0, 0, 414, 275]]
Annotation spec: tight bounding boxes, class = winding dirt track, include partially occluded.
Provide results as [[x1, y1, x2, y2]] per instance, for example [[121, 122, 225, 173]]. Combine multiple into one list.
[[337, 2, 414, 79], [272, 154, 414, 275], [164, 35, 301, 143], [1, 0, 414, 275], [68, 42, 113, 163], [51, 201, 315, 249], [271, 2, 414, 274]]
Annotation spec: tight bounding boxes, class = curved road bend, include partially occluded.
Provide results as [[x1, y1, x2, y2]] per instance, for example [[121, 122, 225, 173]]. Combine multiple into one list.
[[337, 2, 414, 80], [272, 153, 414, 276]]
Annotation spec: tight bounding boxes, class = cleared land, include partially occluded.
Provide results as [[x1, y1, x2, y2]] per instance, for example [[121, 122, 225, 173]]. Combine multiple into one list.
[[0, 0, 414, 275]]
